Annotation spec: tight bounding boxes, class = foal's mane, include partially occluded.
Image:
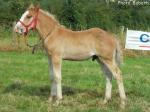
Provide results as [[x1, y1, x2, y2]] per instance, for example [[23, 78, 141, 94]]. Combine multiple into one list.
[[40, 9, 60, 25]]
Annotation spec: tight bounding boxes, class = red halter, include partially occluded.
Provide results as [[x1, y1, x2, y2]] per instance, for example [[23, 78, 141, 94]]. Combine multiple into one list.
[[19, 9, 39, 35]]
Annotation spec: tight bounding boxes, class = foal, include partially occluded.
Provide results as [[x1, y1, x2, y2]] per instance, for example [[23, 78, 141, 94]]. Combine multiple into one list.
[[14, 4, 126, 108]]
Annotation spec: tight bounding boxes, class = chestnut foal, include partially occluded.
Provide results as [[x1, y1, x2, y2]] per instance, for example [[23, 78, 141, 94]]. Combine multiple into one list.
[[15, 5, 126, 108]]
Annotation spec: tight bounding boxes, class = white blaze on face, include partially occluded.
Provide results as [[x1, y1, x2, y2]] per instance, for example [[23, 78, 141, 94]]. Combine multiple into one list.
[[21, 11, 29, 21], [14, 11, 29, 34]]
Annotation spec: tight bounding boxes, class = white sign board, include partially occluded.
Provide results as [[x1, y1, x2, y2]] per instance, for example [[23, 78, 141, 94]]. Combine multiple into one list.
[[125, 29, 150, 50]]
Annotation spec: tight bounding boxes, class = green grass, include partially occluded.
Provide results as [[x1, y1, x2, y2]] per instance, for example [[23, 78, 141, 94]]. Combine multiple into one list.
[[0, 27, 41, 52], [0, 51, 150, 112]]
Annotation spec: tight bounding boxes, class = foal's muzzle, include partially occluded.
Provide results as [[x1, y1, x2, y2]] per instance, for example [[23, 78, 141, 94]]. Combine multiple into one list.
[[14, 24, 26, 35]]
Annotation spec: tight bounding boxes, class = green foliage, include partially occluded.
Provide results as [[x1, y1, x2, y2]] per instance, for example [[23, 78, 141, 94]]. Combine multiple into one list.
[[0, 0, 150, 31], [59, 0, 79, 29]]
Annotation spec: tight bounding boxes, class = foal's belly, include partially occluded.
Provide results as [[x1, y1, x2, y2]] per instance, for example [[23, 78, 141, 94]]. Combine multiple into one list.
[[63, 52, 95, 61]]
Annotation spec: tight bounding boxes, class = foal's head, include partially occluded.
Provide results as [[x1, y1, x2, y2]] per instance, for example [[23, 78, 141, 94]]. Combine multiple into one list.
[[14, 4, 39, 35]]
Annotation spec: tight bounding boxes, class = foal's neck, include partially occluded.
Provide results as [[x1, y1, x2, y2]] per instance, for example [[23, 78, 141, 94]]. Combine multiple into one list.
[[36, 9, 58, 40]]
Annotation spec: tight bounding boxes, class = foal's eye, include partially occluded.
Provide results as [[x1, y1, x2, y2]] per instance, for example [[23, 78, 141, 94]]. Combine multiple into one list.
[[26, 15, 32, 19]]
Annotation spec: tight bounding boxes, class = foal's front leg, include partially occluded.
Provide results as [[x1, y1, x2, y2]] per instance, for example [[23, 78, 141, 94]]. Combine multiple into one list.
[[48, 54, 62, 104]]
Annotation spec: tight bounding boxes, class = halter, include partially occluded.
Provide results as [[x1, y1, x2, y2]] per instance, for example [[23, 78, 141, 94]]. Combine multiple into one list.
[[19, 9, 39, 35], [18, 8, 53, 52]]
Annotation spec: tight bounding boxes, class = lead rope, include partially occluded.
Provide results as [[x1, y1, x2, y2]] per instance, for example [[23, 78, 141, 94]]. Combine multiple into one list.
[[26, 30, 52, 54]]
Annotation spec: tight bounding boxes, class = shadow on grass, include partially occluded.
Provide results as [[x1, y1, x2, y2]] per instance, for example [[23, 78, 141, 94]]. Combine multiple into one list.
[[3, 82, 50, 97], [3, 81, 102, 98]]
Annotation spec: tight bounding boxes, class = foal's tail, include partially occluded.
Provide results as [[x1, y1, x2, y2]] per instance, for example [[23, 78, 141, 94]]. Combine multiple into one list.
[[115, 39, 123, 67]]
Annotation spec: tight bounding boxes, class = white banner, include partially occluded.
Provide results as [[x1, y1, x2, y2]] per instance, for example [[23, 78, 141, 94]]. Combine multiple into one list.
[[125, 29, 150, 50]]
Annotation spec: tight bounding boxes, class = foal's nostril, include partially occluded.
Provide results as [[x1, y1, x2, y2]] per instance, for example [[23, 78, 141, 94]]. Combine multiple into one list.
[[17, 26, 24, 33], [20, 28, 23, 33], [15, 26, 24, 34]]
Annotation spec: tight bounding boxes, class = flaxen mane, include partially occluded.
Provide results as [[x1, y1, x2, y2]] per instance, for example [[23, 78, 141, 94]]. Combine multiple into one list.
[[40, 9, 60, 25]]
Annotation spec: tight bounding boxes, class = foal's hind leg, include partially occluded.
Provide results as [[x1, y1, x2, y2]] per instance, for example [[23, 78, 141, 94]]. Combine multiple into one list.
[[101, 59, 126, 108], [97, 58, 112, 104]]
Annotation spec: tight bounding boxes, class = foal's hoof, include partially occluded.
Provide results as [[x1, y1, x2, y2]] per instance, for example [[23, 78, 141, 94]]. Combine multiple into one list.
[[103, 99, 108, 105], [48, 97, 62, 106], [120, 100, 126, 109], [102, 98, 111, 105]]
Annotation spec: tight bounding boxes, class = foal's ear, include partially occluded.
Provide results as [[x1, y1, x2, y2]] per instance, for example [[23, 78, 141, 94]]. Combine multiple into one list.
[[28, 3, 35, 10], [28, 3, 40, 13], [34, 3, 40, 11]]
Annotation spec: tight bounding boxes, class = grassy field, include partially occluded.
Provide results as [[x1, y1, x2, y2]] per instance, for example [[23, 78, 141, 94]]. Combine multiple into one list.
[[0, 51, 149, 112]]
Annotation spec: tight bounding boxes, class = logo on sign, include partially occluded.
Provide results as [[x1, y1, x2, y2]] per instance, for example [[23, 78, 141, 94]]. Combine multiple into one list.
[[140, 34, 150, 43]]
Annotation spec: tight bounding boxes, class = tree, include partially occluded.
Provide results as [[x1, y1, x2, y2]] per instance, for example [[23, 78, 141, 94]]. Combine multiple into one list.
[[59, 0, 81, 30]]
